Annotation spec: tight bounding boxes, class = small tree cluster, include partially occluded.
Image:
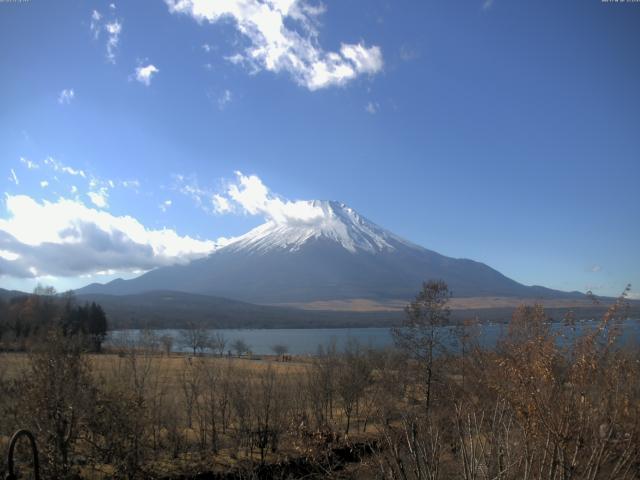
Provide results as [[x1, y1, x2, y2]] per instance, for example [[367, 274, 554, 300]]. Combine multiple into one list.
[[0, 287, 108, 352]]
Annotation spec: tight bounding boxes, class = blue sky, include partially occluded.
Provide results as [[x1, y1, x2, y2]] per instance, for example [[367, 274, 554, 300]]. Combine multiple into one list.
[[0, 0, 639, 298]]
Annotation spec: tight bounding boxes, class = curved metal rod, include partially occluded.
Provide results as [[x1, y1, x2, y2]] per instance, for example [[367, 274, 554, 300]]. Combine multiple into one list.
[[5, 429, 40, 480]]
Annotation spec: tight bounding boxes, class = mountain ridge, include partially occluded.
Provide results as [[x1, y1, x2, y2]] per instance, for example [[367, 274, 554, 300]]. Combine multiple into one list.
[[4, 287, 634, 330], [75, 201, 585, 304]]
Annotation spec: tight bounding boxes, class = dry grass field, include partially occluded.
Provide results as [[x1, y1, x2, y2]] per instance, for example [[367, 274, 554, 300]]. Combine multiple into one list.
[[1, 289, 639, 479], [1, 348, 383, 479]]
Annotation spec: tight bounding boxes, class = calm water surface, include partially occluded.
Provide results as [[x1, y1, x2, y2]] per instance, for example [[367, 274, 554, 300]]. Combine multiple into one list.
[[108, 319, 640, 356]]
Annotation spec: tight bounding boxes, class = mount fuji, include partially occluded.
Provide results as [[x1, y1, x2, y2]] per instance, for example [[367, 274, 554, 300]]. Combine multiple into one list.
[[77, 201, 580, 305]]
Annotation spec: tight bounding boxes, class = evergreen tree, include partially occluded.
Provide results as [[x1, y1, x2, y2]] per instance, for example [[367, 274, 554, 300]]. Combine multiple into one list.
[[88, 302, 108, 352]]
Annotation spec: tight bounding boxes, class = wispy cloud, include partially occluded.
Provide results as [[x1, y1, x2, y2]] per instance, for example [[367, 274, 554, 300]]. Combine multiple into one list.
[[44, 157, 86, 178], [590, 264, 602, 273], [399, 45, 419, 62], [165, 0, 384, 90], [90, 10, 102, 38], [135, 64, 159, 86], [218, 89, 232, 110], [40, 180, 49, 188], [19, 157, 39, 170], [40, 156, 133, 205], [8, 169, 19, 185], [105, 21, 122, 63], [365, 101, 379, 115], [212, 194, 232, 214], [121, 179, 141, 190], [58, 88, 75, 104], [159, 199, 172, 212], [89, 8, 122, 63], [173, 174, 215, 213], [482, 0, 495, 10]]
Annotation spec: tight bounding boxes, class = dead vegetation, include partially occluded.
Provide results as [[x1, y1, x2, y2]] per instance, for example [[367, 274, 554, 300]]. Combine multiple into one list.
[[0, 283, 638, 479]]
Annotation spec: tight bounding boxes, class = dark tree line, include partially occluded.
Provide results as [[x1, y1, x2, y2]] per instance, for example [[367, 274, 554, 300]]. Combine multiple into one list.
[[0, 286, 108, 352]]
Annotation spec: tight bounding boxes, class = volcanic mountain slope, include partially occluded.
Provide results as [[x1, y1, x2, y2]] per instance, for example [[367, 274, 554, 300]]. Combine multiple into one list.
[[77, 201, 582, 304]]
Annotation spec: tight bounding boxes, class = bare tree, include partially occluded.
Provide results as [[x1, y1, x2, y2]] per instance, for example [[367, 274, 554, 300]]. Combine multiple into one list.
[[229, 368, 254, 457], [392, 280, 450, 415], [21, 330, 96, 478], [377, 412, 443, 480], [210, 332, 227, 357], [252, 366, 290, 462], [179, 358, 201, 429], [88, 346, 156, 478], [195, 359, 222, 453], [336, 340, 373, 435], [159, 334, 173, 356], [307, 341, 338, 430], [139, 328, 159, 352], [271, 343, 288, 360], [231, 338, 250, 357], [180, 321, 211, 356]]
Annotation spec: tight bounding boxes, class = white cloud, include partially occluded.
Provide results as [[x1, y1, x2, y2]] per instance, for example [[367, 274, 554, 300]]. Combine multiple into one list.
[[218, 89, 233, 109], [58, 88, 75, 104], [482, 0, 494, 10], [175, 172, 323, 225], [165, 0, 384, 90], [40, 181, 49, 188], [0, 249, 20, 261], [8, 169, 19, 185], [20, 157, 39, 169], [173, 174, 212, 212], [105, 20, 122, 63], [71, 185, 78, 194], [179, 172, 324, 224], [0, 195, 217, 278], [44, 157, 86, 178], [90, 10, 102, 38], [340, 43, 383, 74], [590, 264, 602, 273], [87, 188, 109, 208], [121, 179, 141, 190], [159, 199, 172, 212], [89, 9, 122, 63], [223, 171, 324, 224], [214, 236, 235, 248], [135, 64, 159, 86], [365, 101, 378, 114], [226, 53, 245, 65], [212, 194, 232, 213]]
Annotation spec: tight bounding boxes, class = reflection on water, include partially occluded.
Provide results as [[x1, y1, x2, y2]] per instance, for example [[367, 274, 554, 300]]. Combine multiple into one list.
[[107, 319, 640, 356]]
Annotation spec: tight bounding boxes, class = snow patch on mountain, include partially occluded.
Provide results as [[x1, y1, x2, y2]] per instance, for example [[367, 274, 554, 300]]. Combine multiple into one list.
[[221, 200, 417, 254]]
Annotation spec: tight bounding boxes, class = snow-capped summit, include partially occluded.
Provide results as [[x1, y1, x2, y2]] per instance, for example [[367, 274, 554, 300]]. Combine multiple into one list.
[[77, 200, 579, 304], [223, 200, 414, 254]]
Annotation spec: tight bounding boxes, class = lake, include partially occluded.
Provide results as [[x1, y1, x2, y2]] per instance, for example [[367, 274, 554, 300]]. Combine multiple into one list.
[[108, 319, 640, 356]]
